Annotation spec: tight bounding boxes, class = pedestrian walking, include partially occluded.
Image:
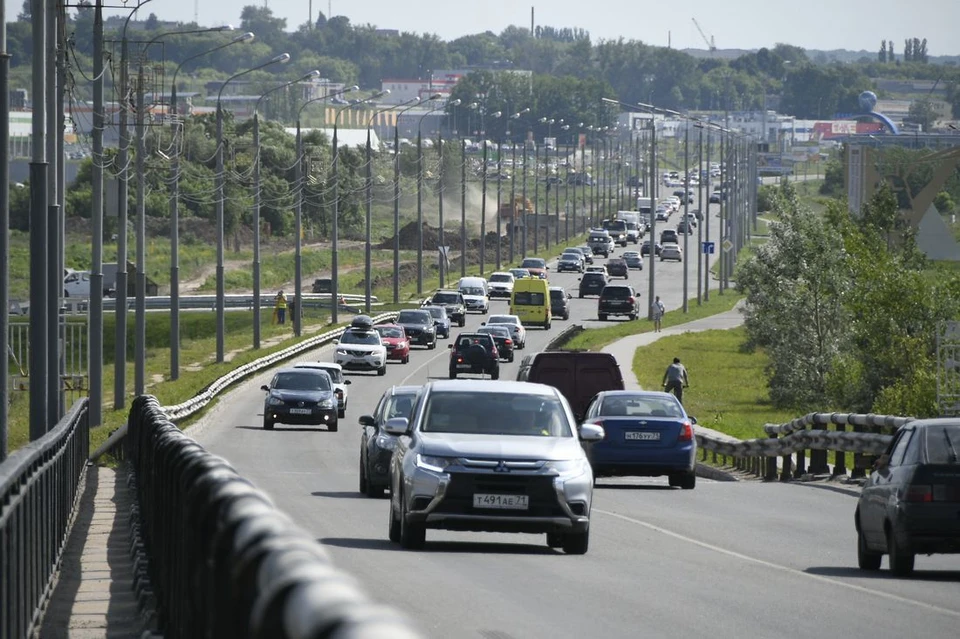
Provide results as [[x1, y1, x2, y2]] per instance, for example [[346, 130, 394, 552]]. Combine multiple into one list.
[[662, 357, 689, 404], [275, 290, 287, 325], [651, 295, 665, 332]]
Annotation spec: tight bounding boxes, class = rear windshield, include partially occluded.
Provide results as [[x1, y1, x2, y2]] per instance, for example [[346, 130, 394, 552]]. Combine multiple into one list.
[[550, 290, 565, 301], [600, 395, 683, 417], [602, 287, 632, 299], [514, 292, 545, 306], [926, 425, 960, 464], [424, 307, 444, 319], [583, 273, 605, 281], [398, 310, 430, 324]]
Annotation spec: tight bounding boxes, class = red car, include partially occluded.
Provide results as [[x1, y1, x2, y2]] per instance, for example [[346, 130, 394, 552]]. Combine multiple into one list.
[[374, 324, 411, 364]]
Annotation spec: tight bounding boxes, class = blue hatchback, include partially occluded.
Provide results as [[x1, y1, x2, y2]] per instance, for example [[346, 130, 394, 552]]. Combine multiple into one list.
[[580, 391, 697, 489]]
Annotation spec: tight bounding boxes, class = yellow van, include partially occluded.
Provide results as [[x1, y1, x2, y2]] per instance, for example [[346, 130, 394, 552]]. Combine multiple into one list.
[[510, 277, 552, 329]]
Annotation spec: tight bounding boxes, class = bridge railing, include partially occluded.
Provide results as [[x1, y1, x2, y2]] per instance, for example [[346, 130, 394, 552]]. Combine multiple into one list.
[[695, 412, 912, 481], [126, 395, 422, 639], [0, 399, 89, 638]]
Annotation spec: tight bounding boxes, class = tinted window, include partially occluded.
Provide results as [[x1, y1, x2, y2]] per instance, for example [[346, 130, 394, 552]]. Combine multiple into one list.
[[461, 287, 485, 296], [421, 391, 572, 437], [490, 274, 512, 283], [478, 326, 510, 337], [550, 290, 565, 302], [376, 326, 404, 339], [424, 307, 445, 319], [561, 252, 581, 259], [514, 292, 545, 306], [925, 425, 960, 464], [521, 258, 546, 269], [340, 331, 380, 345], [583, 273, 605, 282], [600, 395, 683, 417], [488, 316, 519, 325], [398, 311, 430, 324], [386, 393, 416, 420], [433, 292, 460, 304], [602, 287, 632, 299], [889, 431, 913, 467], [274, 371, 331, 391]]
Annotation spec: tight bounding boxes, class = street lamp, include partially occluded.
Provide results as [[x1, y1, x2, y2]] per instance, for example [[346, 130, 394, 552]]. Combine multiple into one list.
[[437, 98, 462, 287], [512, 108, 531, 257], [559, 123, 570, 243], [394, 95, 439, 302], [480, 111, 502, 274], [331, 90, 386, 322], [255, 69, 321, 341], [164, 31, 255, 377], [215, 53, 291, 363], [416, 97, 447, 295], [459, 102, 479, 278], [364, 95, 413, 312]]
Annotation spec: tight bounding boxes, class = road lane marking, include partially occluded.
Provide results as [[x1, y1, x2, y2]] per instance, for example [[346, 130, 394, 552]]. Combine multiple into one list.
[[594, 508, 960, 618]]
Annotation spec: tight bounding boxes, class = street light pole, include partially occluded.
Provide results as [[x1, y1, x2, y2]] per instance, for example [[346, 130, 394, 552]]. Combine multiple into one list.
[[215, 53, 290, 362], [481, 112, 503, 273], [416, 100, 446, 295], [496, 137, 503, 271], [514, 108, 531, 258], [460, 102, 478, 278]]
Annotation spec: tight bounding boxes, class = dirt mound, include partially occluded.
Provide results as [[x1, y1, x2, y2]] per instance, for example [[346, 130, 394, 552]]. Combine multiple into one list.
[[377, 221, 461, 251]]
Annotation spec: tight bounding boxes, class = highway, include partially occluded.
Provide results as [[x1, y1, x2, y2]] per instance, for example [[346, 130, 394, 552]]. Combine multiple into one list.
[[188, 198, 960, 639]]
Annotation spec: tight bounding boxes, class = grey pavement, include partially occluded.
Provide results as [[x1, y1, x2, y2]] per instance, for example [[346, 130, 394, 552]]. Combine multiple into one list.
[[39, 465, 155, 638]]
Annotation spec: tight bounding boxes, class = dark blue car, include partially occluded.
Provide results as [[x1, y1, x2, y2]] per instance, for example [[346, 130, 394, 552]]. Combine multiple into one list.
[[580, 391, 697, 489], [261, 368, 339, 431]]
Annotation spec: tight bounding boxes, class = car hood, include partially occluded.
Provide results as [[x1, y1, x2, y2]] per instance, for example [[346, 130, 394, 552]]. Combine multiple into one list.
[[419, 433, 583, 461], [269, 389, 334, 402]]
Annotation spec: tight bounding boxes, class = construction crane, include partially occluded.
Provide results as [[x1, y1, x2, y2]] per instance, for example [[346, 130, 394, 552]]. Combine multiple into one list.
[[692, 18, 716, 55]]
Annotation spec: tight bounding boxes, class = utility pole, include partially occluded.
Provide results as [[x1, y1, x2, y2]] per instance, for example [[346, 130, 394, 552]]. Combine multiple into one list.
[[46, 0, 61, 421], [115, 26, 131, 407], [682, 123, 690, 313], [1, 0, 10, 455], [134, 61, 147, 395]]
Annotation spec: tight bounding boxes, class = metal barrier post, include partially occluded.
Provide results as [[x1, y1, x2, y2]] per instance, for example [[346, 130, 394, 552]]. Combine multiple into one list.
[[765, 432, 778, 481], [833, 422, 847, 477]]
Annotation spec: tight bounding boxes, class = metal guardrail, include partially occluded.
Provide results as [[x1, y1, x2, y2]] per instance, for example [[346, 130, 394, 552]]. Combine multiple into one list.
[[0, 399, 90, 638], [695, 412, 911, 481], [100, 293, 376, 312], [544, 323, 584, 351], [126, 396, 423, 639]]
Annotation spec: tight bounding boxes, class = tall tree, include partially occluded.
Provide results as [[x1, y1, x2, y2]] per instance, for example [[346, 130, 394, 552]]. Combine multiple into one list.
[[878, 40, 887, 63], [903, 38, 913, 62]]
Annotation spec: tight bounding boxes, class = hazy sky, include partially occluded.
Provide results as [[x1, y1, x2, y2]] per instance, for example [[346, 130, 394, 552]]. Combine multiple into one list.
[[8, 0, 960, 56]]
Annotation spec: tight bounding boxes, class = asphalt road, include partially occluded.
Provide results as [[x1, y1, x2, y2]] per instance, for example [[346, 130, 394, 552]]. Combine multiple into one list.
[[189, 197, 960, 639]]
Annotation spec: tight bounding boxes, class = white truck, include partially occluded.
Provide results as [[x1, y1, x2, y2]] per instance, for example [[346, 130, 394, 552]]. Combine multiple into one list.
[[63, 270, 92, 297], [616, 211, 642, 244]]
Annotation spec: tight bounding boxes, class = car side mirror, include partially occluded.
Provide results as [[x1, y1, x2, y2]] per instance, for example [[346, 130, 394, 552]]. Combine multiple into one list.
[[344, 379, 352, 385], [567, 293, 572, 299], [260, 385, 270, 392], [579, 423, 605, 442], [874, 454, 890, 471], [332, 339, 339, 345], [383, 417, 410, 436], [689, 416, 698, 425], [359, 414, 376, 427], [480, 322, 485, 326], [447, 343, 453, 349]]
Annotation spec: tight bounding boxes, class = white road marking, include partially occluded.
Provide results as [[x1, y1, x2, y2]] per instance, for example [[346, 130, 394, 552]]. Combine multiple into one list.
[[594, 508, 960, 619]]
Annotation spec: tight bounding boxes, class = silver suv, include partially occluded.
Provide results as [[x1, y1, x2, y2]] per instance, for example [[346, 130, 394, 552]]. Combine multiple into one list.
[[384, 380, 605, 553]]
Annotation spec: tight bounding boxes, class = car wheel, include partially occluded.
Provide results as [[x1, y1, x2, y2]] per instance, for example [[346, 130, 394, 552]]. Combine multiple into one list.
[[459, 319, 466, 327], [377, 366, 387, 377], [599, 314, 607, 321], [482, 308, 488, 315], [668, 473, 680, 488], [449, 370, 457, 379], [857, 525, 882, 571], [508, 353, 515, 363], [365, 480, 384, 498], [491, 367, 500, 380], [428, 340, 436, 350], [262, 418, 274, 430], [546, 532, 563, 548], [545, 321, 551, 330], [679, 472, 696, 490], [887, 527, 915, 576], [402, 355, 410, 364], [359, 457, 368, 494], [338, 408, 345, 419], [562, 529, 589, 555], [399, 495, 426, 550], [388, 493, 401, 543], [329, 419, 338, 432], [578, 293, 584, 299], [629, 313, 637, 321], [564, 313, 570, 321]]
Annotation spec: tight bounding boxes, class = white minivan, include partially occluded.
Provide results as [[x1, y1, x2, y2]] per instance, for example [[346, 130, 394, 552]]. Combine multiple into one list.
[[457, 276, 490, 314]]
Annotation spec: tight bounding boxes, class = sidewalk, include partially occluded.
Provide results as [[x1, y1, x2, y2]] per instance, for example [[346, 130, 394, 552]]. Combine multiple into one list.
[[38, 465, 155, 638]]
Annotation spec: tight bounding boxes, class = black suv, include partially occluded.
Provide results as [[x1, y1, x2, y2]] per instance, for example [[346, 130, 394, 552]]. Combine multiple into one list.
[[598, 285, 640, 321], [311, 278, 332, 294], [426, 290, 466, 327], [448, 333, 500, 379], [605, 258, 628, 279], [395, 309, 437, 349], [549, 287, 572, 320], [578, 271, 608, 298]]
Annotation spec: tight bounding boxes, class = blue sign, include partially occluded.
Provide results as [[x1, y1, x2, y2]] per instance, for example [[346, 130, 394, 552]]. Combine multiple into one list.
[[702, 241, 715, 255]]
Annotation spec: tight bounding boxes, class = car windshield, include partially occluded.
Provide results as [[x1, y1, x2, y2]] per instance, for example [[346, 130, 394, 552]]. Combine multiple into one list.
[[599, 394, 684, 418], [926, 425, 960, 464], [478, 326, 510, 337], [514, 292, 545, 306], [602, 287, 632, 299], [424, 307, 445, 319], [561, 252, 580, 259], [398, 311, 430, 325], [488, 315, 519, 326], [376, 326, 404, 339], [421, 391, 572, 437], [273, 371, 331, 391], [340, 331, 380, 345], [433, 292, 460, 304], [510, 269, 530, 278], [490, 274, 513, 283], [461, 287, 485, 296], [521, 258, 545, 269]]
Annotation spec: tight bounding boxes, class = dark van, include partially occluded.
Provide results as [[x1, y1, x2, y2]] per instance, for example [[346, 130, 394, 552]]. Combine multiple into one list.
[[516, 352, 625, 421]]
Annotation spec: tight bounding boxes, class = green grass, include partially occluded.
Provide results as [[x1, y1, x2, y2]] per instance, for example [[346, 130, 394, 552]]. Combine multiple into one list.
[[561, 291, 743, 352], [632, 326, 797, 441]]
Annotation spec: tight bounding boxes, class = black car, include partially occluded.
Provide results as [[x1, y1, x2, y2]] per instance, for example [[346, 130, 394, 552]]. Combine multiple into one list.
[[606, 258, 629, 279], [640, 240, 663, 257], [395, 309, 437, 349], [677, 221, 694, 235], [598, 285, 640, 321], [359, 385, 420, 498], [261, 368, 339, 431], [426, 290, 467, 326], [476, 324, 515, 362], [311, 278, 332, 294], [709, 193, 721, 204], [660, 229, 679, 245], [575, 246, 595, 265], [578, 271, 608, 298], [691, 209, 704, 221], [557, 251, 585, 273], [855, 418, 960, 576], [549, 287, 572, 320], [448, 333, 500, 379]]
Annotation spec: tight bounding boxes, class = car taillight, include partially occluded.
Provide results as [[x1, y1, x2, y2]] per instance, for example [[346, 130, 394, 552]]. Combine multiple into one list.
[[456, 356, 463, 363], [678, 422, 694, 442], [505, 339, 512, 345], [628, 297, 635, 304], [904, 485, 933, 503]]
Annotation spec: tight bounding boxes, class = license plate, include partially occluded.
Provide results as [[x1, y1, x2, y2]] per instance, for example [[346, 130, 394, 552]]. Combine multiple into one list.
[[457, 363, 472, 369], [290, 408, 312, 415], [625, 431, 660, 441], [473, 494, 529, 510]]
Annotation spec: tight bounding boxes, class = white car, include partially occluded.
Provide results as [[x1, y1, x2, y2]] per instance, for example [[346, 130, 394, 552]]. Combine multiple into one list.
[[487, 272, 515, 299], [293, 361, 352, 417], [334, 327, 388, 376], [485, 314, 527, 349], [459, 284, 490, 314], [660, 243, 683, 262]]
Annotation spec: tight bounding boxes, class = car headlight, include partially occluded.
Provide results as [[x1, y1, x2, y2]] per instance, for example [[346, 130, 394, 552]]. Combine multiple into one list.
[[376, 434, 398, 451], [398, 341, 408, 349], [319, 399, 334, 409], [416, 454, 453, 473], [546, 458, 589, 478], [336, 348, 348, 355], [267, 396, 284, 406]]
